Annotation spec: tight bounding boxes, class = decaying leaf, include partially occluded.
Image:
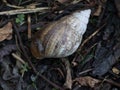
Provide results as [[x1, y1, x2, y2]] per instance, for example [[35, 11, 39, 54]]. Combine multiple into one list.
[[0, 56, 27, 90], [73, 76, 100, 88], [0, 22, 13, 42], [92, 42, 120, 76]]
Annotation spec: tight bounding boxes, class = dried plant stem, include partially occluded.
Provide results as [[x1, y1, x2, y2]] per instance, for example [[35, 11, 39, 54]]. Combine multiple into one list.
[[12, 53, 26, 64], [2, 0, 24, 9], [27, 15, 31, 39], [103, 79, 120, 87], [78, 68, 93, 75], [98, 77, 120, 87], [0, 7, 49, 15], [62, 58, 72, 89], [78, 23, 106, 52]]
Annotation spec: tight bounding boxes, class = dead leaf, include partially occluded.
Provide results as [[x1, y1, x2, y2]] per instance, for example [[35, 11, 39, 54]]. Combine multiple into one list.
[[0, 22, 13, 42], [73, 76, 100, 88], [93, 5, 102, 16], [112, 67, 120, 75]]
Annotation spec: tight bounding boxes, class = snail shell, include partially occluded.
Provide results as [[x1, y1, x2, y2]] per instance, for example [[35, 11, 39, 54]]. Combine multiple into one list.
[[31, 9, 91, 59]]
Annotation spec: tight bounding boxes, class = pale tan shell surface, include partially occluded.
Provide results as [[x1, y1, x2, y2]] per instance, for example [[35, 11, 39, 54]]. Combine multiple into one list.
[[31, 9, 91, 59]]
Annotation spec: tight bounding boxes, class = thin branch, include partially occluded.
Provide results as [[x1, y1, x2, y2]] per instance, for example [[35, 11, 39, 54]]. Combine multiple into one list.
[[2, 0, 24, 9], [78, 23, 106, 52], [27, 15, 31, 39], [0, 7, 49, 15], [12, 53, 25, 64], [62, 58, 72, 89]]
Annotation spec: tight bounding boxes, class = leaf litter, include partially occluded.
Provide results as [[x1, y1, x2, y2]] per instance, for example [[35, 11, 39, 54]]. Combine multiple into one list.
[[73, 76, 100, 88], [0, 22, 13, 42], [0, 0, 120, 90]]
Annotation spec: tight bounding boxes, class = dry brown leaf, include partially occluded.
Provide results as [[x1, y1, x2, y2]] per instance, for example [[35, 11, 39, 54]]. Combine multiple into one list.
[[0, 22, 13, 42], [74, 76, 100, 88], [93, 5, 102, 16]]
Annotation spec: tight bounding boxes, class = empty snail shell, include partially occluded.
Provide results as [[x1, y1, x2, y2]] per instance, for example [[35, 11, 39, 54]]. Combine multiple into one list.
[[31, 9, 91, 59]]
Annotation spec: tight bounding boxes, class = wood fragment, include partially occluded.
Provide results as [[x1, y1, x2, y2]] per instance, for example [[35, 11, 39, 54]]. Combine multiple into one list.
[[62, 58, 72, 89]]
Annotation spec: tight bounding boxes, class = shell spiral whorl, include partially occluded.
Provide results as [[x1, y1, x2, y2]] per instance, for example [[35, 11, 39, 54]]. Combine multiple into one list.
[[31, 9, 91, 59]]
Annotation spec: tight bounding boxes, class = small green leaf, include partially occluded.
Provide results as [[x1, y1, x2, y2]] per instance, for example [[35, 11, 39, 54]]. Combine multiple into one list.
[[15, 18, 20, 23], [20, 63, 29, 76], [15, 14, 25, 25]]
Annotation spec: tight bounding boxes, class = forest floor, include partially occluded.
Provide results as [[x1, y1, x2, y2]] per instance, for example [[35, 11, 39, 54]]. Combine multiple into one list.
[[0, 0, 120, 90]]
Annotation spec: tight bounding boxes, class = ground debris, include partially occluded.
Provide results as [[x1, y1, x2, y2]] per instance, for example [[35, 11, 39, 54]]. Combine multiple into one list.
[[0, 0, 120, 90], [0, 44, 17, 62], [0, 56, 27, 90], [92, 41, 120, 76]]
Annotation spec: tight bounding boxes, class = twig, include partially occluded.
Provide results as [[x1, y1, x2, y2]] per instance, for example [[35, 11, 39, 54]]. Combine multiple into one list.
[[104, 79, 120, 87], [0, 7, 49, 15], [96, 1, 107, 27], [12, 22, 64, 90], [78, 23, 106, 52], [99, 77, 120, 87], [78, 68, 93, 75], [2, 0, 24, 9], [51, 68, 65, 78], [12, 53, 25, 64], [27, 15, 31, 39], [62, 58, 72, 89]]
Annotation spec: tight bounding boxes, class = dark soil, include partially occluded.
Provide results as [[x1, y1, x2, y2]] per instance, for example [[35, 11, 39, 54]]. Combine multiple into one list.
[[0, 0, 120, 90]]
